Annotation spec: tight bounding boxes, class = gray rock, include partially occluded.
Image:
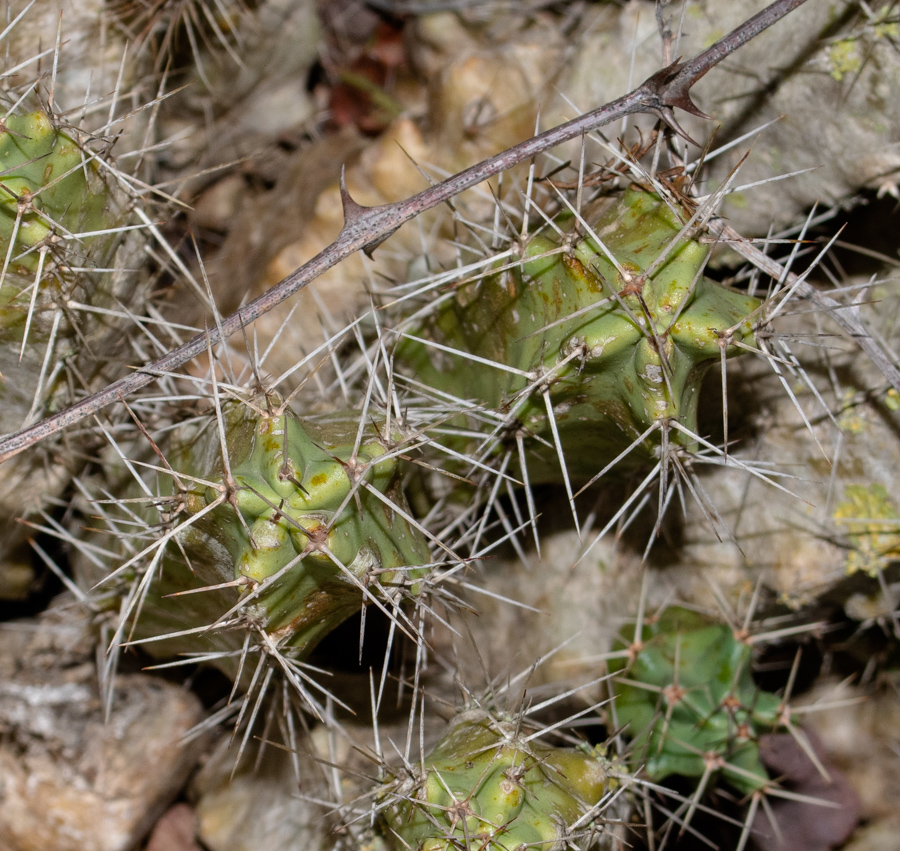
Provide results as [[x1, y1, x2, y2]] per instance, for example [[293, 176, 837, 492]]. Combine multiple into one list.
[[192, 733, 330, 851], [0, 600, 206, 851]]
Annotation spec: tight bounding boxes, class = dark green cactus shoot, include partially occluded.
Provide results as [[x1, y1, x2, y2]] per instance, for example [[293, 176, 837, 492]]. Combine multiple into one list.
[[116, 398, 431, 679], [377, 709, 621, 850], [609, 607, 786, 795], [400, 187, 761, 483]]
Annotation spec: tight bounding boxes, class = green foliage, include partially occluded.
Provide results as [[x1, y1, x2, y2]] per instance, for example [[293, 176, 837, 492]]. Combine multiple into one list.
[[399, 187, 761, 483], [377, 709, 620, 850], [609, 607, 785, 795]]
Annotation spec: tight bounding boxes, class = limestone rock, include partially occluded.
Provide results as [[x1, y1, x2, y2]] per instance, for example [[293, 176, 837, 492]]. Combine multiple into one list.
[[0, 601, 206, 851]]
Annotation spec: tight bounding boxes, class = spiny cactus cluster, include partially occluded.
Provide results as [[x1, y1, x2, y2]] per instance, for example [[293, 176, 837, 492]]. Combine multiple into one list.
[[1, 2, 896, 850], [82, 175, 768, 709], [63, 159, 783, 845]]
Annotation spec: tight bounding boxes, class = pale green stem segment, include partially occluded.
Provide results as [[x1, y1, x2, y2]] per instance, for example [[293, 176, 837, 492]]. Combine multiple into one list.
[[0, 111, 112, 331], [378, 709, 622, 850], [0, 111, 124, 583], [128, 400, 430, 677], [401, 188, 761, 482]]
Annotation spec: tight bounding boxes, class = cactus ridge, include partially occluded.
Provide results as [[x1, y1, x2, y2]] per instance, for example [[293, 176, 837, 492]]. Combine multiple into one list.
[[0, 105, 161, 594], [609, 606, 787, 795], [397, 186, 762, 488], [0, 110, 125, 391], [79, 389, 434, 718], [375, 709, 624, 851]]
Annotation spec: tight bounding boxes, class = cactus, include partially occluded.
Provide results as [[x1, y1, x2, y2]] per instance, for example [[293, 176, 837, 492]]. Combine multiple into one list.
[[398, 186, 762, 485], [1, 3, 888, 849], [0, 112, 110, 275], [373, 709, 623, 850], [81, 393, 432, 692], [0, 110, 128, 427], [0, 109, 149, 597], [608, 606, 786, 796]]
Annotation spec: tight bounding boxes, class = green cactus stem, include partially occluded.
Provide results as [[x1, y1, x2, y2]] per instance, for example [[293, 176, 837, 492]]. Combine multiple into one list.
[[0, 110, 118, 353], [399, 186, 762, 484], [0, 109, 136, 431], [609, 607, 786, 795], [376, 709, 622, 850], [0, 111, 110, 275], [0, 110, 137, 596], [95, 396, 431, 683]]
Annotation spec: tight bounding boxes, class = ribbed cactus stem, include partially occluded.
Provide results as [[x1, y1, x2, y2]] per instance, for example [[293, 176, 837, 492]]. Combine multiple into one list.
[[1, 110, 120, 405], [377, 709, 622, 850], [0, 111, 110, 269], [400, 187, 762, 483], [103, 397, 431, 681], [1, 110, 134, 594], [610, 607, 786, 795]]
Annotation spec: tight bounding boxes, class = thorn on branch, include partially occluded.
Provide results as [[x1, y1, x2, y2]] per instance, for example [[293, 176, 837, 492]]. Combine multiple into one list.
[[339, 166, 398, 259], [640, 60, 711, 147]]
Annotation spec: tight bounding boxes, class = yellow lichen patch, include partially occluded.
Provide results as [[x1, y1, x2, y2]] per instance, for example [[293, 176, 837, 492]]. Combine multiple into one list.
[[873, 4, 899, 38], [838, 389, 867, 433], [834, 484, 900, 576], [828, 39, 861, 81]]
